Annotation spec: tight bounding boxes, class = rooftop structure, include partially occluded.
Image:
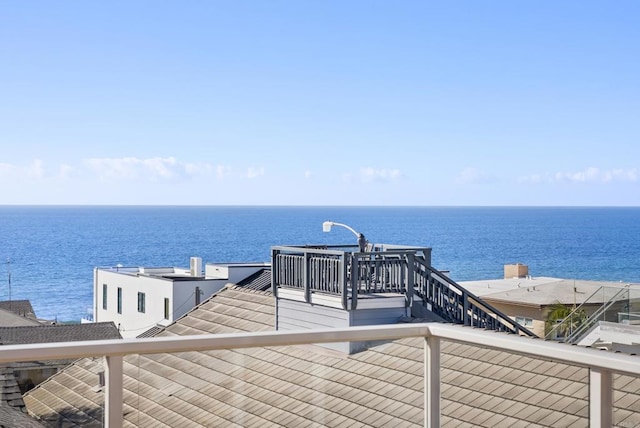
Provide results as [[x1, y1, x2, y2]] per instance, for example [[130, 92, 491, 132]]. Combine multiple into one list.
[[271, 243, 535, 347], [93, 258, 269, 338]]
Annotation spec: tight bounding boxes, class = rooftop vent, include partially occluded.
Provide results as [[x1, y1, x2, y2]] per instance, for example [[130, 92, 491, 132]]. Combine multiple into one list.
[[190, 257, 203, 277]]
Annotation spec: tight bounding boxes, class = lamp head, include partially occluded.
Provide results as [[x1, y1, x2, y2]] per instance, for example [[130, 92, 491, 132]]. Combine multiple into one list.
[[322, 221, 333, 233]]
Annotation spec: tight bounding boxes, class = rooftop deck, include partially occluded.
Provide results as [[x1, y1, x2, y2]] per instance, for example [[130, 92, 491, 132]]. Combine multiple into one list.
[[271, 244, 535, 336]]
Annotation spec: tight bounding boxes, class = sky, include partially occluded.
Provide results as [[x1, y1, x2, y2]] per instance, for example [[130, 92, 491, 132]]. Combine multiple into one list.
[[1, 1, 639, 206]]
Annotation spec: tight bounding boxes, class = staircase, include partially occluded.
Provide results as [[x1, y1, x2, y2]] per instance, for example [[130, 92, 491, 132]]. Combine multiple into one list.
[[546, 285, 630, 344]]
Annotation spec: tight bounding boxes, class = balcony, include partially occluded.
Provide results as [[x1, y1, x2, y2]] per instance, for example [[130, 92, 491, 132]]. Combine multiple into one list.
[[5, 322, 640, 427]]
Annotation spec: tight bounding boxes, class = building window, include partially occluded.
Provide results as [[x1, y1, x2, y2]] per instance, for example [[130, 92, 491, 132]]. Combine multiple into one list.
[[164, 298, 170, 320], [137, 292, 146, 313], [102, 284, 108, 310], [515, 316, 533, 327], [117, 288, 122, 314]]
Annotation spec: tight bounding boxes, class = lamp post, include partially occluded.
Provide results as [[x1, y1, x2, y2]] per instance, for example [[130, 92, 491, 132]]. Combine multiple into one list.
[[322, 221, 368, 252]]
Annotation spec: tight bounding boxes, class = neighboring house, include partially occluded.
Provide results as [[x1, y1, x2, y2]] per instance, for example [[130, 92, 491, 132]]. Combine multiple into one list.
[[458, 264, 640, 338], [0, 322, 121, 394], [93, 257, 269, 338], [24, 284, 640, 427]]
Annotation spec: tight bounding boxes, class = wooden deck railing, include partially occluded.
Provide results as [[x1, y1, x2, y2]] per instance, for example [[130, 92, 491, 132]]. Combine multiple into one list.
[[271, 245, 536, 336]]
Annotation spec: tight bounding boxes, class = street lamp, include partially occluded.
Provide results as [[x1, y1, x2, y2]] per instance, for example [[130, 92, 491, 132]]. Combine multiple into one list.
[[322, 221, 368, 252]]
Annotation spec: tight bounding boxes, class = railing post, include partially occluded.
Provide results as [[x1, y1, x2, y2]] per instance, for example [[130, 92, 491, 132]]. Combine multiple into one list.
[[351, 254, 358, 310], [104, 355, 123, 428], [424, 336, 440, 428], [463, 293, 470, 326], [589, 367, 613, 428], [303, 251, 311, 303], [406, 253, 414, 309], [271, 249, 279, 297]]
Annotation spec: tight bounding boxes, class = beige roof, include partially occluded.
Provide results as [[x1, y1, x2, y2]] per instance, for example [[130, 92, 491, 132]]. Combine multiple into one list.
[[24, 286, 640, 427], [460, 277, 638, 307]]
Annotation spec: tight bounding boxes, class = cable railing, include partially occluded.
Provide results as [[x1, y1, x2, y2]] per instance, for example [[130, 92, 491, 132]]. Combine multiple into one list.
[[6, 323, 638, 427]]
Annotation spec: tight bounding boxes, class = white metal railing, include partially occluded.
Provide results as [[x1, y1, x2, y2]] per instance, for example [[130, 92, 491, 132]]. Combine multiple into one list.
[[4, 323, 640, 427]]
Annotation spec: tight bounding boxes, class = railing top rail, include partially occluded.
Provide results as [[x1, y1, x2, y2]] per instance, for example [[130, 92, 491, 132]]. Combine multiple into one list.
[[272, 246, 350, 256], [1, 323, 639, 377], [273, 245, 429, 257]]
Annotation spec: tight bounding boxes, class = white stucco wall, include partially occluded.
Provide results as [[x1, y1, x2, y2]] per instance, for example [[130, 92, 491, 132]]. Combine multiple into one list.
[[94, 263, 269, 338], [94, 269, 227, 338]]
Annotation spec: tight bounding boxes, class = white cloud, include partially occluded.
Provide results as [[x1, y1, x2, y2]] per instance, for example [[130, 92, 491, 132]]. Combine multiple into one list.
[[216, 165, 232, 179], [84, 157, 213, 181], [0, 162, 19, 176], [246, 166, 265, 179], [0, 160, 48, 179], [359, 167, 401, 183], [519, 167, 638, 184], [517, 174, 544, 184], [58, 164, 74, 179], [27, 159, 45, 178], [455, 167, 490, 184], [304, 170, 313, 179]]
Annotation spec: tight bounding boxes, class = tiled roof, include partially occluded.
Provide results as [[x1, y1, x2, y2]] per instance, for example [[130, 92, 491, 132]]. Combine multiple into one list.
[[0, 366, 45, 426], [236, 268, 272, 292], [136, 326, 165, 338], [24, 286, 640, 427], [0, 322, 121, 345], [0, 404, 45, 427], [0, 300, 37, 320]]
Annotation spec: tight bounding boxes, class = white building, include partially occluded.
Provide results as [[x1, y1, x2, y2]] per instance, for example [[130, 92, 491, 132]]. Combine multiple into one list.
[[93, 257, 269, 338]]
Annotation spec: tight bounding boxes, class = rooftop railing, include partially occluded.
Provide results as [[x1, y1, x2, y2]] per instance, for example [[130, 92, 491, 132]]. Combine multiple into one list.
[[3, 323, 638, 427], [271, 245, 535, 336]]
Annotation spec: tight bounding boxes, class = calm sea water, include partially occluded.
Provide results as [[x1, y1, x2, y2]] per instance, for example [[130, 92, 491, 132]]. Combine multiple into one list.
[[0, 206, 639, 322]]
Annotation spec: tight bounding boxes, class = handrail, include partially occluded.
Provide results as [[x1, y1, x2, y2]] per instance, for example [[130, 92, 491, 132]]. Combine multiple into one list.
[[2, 323, 639, 375], [414, 257, 536, 337], [14, 323, 635, 427], [544, 285, 609, 340], [564, 286, 630, 344]]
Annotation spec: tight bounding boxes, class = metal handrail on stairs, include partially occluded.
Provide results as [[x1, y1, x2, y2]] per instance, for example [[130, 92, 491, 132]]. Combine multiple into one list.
[[563, 286, 630, 344]]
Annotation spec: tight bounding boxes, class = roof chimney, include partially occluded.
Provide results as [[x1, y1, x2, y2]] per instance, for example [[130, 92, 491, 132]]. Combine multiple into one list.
[[504, 263, 528, 279]]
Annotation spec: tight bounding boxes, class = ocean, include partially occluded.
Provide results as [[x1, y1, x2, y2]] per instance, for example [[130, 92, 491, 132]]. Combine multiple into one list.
[[0, 206, 639, 322]]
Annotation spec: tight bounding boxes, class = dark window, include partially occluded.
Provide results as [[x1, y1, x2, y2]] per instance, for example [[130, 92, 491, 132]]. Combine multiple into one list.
[[117, 288, 122, 314], [164, 298, 170, 320], [102, 284, 108, 310], [137, 292, 146, 313]]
